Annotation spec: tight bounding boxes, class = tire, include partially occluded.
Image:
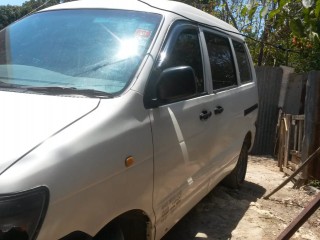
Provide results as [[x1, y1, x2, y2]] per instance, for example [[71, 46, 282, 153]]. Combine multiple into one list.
[[94, 223, 124, 240], [94, 216, 147, 240], [223, 140, 249, 188]]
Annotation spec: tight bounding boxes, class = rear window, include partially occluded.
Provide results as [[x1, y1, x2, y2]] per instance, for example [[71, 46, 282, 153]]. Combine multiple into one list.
[[0, 10, 162, 95]]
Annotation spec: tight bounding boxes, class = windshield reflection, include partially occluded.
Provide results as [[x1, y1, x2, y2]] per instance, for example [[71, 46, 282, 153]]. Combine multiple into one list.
[[0, 10, 161, 95]]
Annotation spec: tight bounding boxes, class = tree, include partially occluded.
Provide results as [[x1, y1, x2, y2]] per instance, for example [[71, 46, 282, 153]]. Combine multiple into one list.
[[246, 0, 320, 71], [0, 5, 22, 29], [0, 0, 73, 29], [178, 0, 320, 71], [21, 0, 61, 16]]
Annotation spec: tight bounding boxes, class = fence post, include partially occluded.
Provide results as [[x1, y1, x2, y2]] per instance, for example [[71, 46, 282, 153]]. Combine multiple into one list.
[[300, 71, 320, 181]]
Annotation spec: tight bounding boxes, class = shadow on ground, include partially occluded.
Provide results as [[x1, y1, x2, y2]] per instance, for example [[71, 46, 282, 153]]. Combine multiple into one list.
[[161, 181, 266, 240]]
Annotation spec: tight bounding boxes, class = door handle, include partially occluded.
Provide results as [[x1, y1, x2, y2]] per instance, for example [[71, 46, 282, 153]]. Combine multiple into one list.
[[214, 106, 224, 115], [199, 110, 212, 121]]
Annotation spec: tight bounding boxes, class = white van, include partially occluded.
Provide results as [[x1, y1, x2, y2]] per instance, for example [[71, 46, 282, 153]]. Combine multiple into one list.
[[0, 0, 258, 239]]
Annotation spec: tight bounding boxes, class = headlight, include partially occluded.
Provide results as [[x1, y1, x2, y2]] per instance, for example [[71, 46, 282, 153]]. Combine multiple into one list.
[[0, 187, 49, 240]]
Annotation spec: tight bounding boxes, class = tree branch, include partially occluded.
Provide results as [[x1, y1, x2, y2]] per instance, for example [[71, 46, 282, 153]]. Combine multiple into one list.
[[221, 0, 239, 30]]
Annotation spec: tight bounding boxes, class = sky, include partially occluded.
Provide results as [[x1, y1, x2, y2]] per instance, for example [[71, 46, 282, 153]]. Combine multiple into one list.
[[0, 0, 26, 6]]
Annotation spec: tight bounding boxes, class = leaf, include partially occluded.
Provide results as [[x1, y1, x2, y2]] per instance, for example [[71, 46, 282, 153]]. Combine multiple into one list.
[[316, 0, 320, 17], [269, 9, 280, 19], [249, 6, 258, 19], [279, 0, 287, 9], [290, 18, 305, 37], [241, 6, 248, 17], [260, 6, 269, 17]]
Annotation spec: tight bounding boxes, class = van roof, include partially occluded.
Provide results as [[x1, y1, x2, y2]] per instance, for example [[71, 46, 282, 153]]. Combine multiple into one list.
[[42, 0, 242, 39]]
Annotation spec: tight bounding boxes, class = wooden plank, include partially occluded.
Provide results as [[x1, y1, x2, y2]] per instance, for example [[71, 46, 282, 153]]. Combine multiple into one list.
[[283, 115, 291, 168], [264, 146, 320, 199], [283, 167, 294, 177], [277, 192, 320, 240], [293, 123, 298, 150], [277, 118, 285, 171], [290, 151, 301, 165], [292, 115, 305, 120], [298, 119, 304, 152]]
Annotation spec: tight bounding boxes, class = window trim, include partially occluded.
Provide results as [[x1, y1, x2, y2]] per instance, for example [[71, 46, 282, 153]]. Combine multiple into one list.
[[143, 21, 207, 109]]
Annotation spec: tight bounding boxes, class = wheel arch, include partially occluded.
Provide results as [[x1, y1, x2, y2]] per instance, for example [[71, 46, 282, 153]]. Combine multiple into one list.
[[93, 209, 153, 240]]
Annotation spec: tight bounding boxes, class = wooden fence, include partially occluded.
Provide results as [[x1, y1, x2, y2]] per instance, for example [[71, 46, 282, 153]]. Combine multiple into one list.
[[252, 67, 320, 181]]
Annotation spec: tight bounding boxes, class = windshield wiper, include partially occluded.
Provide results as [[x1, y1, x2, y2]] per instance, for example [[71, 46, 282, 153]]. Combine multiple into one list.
[[0, 80, 29, 92], [74, 55, 141, 77], [0, 80, 20, 88], [0, 82, 113, 98], [22, 86, 113, 98]]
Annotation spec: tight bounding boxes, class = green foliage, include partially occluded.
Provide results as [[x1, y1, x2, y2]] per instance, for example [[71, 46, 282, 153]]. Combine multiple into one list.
[[308, 180, 320, 189], [248, 5, 258, 19], [182, 0, 320, 72], [21, 0, 60, 16], [0, 0, 73, 29], [290, 18, 305, 37], [316, 0, 320, 17], [269, 8, 280, 19], [0, 5, 22, 29]]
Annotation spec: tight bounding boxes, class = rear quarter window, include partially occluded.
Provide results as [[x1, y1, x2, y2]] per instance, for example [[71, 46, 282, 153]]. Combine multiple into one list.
[[204, 32, 237, 91], [232, 40, 252, 84]]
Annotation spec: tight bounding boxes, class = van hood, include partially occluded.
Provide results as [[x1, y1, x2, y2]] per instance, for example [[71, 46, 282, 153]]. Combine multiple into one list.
[[0, 91, 100, 174]]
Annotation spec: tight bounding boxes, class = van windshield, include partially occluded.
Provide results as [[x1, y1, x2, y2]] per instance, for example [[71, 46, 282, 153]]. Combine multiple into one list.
[[0, 10, 162, 96]]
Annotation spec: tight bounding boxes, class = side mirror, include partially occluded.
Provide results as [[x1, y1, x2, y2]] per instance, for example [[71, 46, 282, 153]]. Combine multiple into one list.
[[157, 66, 197, 100], [145, 66, 197, 108]]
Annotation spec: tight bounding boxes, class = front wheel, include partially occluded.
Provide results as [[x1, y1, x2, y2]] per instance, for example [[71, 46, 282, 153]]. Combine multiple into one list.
[[223, 140, 249, 188], [94, 223, 124, 240]]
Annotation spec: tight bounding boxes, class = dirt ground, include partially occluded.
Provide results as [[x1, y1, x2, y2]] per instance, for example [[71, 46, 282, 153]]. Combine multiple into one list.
[[162, 156, 320, 240]]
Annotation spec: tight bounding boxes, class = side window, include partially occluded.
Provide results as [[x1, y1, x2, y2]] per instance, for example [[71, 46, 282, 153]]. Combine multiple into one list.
[[204, 32, 237, 90], [233, 40, 252, 83], [162, 29, 204, 93]]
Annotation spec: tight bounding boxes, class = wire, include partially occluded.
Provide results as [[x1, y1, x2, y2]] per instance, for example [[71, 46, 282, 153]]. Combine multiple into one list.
[[23, 0, 55, 18], [137, 0, 300, 54]]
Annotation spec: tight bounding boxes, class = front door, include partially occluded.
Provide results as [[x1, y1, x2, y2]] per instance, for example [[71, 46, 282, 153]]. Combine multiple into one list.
[[148, 22, 214, 237]]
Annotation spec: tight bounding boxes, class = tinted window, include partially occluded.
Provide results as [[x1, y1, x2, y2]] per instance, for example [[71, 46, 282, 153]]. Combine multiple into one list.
[[204, 32, 236, 90], [0, 10, 161, 95], [162, 29, 204, 93], [233, 41, 252, 83]]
